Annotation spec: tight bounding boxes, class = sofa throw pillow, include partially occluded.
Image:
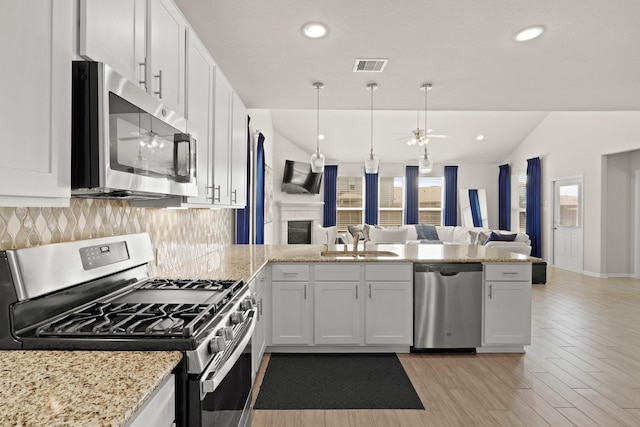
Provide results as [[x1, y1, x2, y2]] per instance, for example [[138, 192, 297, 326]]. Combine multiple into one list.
[[485, 231, 517, 243], [368, 226, 408, 244], [477, 231, 491, 245], [415, 224, 439, 241]]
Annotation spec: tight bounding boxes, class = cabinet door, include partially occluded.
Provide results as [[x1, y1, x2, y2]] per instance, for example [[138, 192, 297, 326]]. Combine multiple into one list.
[[252, 284, 266, 377], [79, 0, 146, 90], [271, 282, 312, 345], [0, 0, 72, 206], [185, 30, 215, 205], [230, 93, 248, 207], [148, 0, 186, 116], [365, 282, 413, 345], [314, 282, 362, 345], [483, 281, 531, 345], [212, 72, 233, 205]]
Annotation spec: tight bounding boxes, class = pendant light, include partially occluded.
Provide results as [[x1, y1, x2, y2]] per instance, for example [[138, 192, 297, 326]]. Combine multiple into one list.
[[364, 82, 379, 174], [310, 82, 325, 173], [418, 82, 434, 175]]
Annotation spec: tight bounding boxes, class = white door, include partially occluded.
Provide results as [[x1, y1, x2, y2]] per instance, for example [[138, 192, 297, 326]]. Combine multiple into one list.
[[552, 178, 583, 272]]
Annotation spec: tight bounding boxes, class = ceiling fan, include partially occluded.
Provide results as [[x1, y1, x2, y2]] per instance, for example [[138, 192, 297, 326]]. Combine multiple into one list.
[[393, 83, 449, 146]]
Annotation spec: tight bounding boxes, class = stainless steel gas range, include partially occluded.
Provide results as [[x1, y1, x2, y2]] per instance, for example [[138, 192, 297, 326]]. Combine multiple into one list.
[[0, 233, 254, 427]]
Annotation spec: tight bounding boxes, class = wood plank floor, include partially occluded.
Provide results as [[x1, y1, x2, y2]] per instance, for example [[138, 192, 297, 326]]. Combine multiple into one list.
[[251, 266, 640, 426]]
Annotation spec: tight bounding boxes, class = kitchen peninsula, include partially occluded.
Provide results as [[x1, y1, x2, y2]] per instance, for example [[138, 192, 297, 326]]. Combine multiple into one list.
[[167, 242, 532, 356]]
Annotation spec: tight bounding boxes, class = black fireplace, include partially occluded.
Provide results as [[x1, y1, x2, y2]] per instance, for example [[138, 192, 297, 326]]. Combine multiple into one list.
[[287, 220, 312, 244]]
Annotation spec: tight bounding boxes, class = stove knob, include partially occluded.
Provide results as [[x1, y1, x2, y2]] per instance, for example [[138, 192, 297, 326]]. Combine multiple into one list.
[[230, 312, 244, 324], [240, 298, 254, 311], [222, 326, 234, 341], [209, 336, 226, 353]]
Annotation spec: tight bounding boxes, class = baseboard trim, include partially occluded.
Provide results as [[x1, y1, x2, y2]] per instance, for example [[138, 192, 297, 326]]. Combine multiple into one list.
[[582, 270, 634, 278], [266, 345, 411, 353]]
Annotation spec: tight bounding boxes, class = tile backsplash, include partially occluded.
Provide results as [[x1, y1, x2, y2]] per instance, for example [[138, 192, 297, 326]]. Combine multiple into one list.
[[0, 199, 234, 275]]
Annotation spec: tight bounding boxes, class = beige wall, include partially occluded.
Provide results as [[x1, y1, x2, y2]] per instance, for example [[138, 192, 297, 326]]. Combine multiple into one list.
[[0, 199, 234, 276]]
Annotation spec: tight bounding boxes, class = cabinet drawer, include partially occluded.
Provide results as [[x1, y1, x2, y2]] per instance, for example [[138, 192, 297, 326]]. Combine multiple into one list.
[[271, 264, 309, 281], [365, 263, 412, 282], [315, 264, 361, 281], [484, 263, 531, 281]]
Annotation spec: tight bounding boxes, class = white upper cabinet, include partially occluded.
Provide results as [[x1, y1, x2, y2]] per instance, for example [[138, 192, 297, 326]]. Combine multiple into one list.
[[185, 30, 215, 205], [79, 0, 147, 91], [211, 72, 248, 208], [148, 0, 186, 116], [0, 0, 73, 206], [80, 0, 186, 116], [213, 72, 233, 206], [230, 93, 248, 207]]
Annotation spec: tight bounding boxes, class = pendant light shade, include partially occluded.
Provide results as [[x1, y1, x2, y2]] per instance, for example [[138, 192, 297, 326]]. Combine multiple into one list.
[[418, 82, 433, 175], [364, 82, 379, 174], [310, 82, 325, 173]]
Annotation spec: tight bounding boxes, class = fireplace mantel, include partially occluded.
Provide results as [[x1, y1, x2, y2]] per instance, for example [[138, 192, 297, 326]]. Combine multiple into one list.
[[277, 200, 324, 244]]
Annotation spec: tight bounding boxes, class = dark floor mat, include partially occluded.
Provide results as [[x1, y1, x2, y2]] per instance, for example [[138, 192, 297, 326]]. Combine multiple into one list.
[[253, 353, 425, 410]]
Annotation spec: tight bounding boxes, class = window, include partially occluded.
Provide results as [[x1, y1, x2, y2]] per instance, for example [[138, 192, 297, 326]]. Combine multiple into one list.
[[379, 176, 404, 227], [518, 174, 527, 233], [418, 177, 443, 225], [336, 176, 363, 233]]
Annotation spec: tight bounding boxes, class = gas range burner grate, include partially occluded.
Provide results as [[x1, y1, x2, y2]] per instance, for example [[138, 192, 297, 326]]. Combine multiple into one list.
[[139, 278, 241, 291], [36, 301, 217, 338]]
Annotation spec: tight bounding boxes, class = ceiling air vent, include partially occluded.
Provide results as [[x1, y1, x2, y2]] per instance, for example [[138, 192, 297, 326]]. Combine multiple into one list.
[[353, 59, 388, 72]]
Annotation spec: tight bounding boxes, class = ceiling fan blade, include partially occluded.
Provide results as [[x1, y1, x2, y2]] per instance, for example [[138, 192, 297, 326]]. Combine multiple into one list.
[[119, 136, 143, 141], [427, 134, 449, 138]]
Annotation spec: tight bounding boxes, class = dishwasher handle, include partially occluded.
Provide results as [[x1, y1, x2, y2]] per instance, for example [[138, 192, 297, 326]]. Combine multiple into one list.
[[414, 263, 483, 274]]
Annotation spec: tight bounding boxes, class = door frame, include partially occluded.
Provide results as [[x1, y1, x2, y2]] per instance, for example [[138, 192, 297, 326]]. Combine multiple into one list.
[[550, 175, 584, 271], [634, 170, 640, 278]]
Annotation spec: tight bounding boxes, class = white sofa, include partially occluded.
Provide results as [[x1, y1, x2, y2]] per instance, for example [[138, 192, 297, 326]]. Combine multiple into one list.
[[343, 224, 532, 256]]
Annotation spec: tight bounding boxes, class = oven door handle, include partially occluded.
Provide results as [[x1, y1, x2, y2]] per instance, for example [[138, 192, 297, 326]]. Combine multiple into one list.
[[200, 310, 256, 399]]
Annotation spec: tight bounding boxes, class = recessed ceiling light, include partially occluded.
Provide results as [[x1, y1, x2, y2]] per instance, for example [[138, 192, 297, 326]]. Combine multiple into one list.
[[476, 135, 485, 141], [318, 134, 325, 140], [514, 25, 545, 42], [302, 22, 327, 39]]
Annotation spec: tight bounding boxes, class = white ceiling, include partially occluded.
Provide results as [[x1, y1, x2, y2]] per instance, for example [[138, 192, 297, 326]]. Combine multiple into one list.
[[174, 0, 640, 164]]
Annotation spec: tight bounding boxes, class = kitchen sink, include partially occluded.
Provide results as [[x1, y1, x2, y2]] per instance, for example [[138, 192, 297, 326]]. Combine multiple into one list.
[[320, 250, 399, 258]]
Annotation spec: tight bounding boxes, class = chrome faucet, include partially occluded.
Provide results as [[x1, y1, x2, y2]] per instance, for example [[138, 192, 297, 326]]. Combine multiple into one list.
[[352, 232, 367, 253], [352, 232, 362, 252]]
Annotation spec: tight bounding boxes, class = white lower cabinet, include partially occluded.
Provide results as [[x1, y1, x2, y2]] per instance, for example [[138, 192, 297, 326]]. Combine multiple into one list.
[[314, 264, 362, 345], [270, 263, 412, 348], [251, 268, 267, 379], [364, 264, 413, 345], [271, 281, 312, 345], [271, 264, 312, 345], [481, 263, 532, 351], [314, 282, 362, 344], [125, 374, 175, 427]]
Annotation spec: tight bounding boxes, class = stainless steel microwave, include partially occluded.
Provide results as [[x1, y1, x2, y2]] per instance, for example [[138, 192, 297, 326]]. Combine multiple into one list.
[[71, 61, 197, 200]]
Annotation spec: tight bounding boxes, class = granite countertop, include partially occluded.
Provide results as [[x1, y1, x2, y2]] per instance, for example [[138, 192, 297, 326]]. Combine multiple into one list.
[[0, 350, 182, 427], [159, 242, 534, 283]]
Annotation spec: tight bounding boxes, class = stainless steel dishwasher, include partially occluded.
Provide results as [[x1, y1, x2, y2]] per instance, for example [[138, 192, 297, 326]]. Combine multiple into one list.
[[413, 263, 483, 351]]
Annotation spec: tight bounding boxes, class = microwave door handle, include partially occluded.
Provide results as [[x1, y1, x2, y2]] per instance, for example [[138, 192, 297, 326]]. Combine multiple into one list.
[[173, 134, 192, 182]]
